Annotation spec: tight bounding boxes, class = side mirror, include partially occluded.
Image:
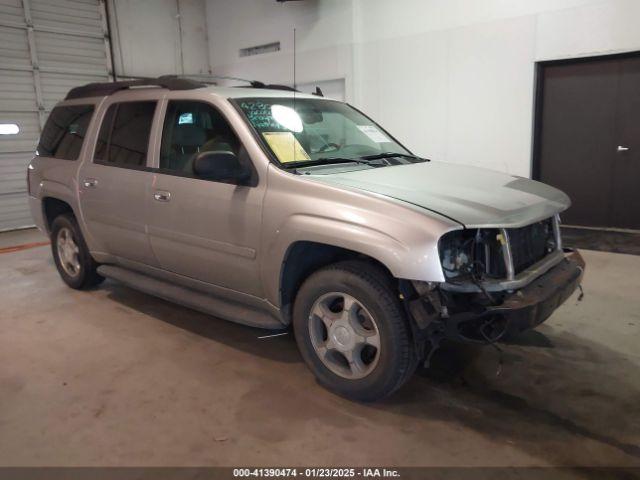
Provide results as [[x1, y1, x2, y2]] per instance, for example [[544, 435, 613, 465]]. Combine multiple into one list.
[[193, 151, 250, 184]]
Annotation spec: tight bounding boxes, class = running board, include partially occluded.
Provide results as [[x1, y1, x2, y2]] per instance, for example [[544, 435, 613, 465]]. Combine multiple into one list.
[[97, 265, 283, 330]]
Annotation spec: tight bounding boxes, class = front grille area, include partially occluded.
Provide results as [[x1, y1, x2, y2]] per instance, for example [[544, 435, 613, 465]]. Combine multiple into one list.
[[438, 217, 559, 282], [507, 217, 556, 274]]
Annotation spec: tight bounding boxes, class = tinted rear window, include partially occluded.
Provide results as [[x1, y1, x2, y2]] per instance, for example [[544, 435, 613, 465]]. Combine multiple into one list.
[[95, 101, 156, 167], [37, 105, 94, 160]]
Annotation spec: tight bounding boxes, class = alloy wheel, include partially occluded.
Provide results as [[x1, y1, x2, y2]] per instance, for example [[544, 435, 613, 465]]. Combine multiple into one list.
[[56, 227, 81, 277], [308, 292, 381, 379]]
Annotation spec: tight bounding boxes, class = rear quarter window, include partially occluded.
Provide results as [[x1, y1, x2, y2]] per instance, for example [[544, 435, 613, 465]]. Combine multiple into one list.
[[37, 105, 95, 160]]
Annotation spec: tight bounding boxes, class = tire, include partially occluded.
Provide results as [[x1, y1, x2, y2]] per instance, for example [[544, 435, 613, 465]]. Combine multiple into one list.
[[293, 260, 417, 402], [50, 213, 103, 289]]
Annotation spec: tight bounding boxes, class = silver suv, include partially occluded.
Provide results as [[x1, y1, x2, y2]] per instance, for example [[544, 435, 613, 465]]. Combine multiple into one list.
[[28, 76, 584, 401]]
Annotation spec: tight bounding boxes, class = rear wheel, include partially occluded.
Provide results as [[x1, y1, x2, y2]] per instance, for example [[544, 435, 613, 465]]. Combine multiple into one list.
[[51, 214, 103, 289], [293, 261, 417, 402]]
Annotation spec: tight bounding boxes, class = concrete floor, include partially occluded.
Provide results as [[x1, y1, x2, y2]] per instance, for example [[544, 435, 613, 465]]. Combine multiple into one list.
[[0, 229, 639, 468]]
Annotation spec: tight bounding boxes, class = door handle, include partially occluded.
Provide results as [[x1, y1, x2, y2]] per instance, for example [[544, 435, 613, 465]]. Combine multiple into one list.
[[83, 178, 98, 188], [617, 145, 630, 153], [154, 191, 171, 202]]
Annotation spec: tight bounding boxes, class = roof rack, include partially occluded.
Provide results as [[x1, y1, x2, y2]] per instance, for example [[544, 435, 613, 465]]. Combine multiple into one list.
[[64, 74, 303, 100], [65, 75, 206, 100], [239, 81, 299, 92], [181, 74, 299, 92]]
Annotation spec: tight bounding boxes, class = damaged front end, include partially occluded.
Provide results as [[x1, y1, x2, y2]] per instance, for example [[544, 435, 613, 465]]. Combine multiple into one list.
[[400, 215, 585, 362]]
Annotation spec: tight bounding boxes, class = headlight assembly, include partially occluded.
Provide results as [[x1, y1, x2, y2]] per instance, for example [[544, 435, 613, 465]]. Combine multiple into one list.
[[438, 229, 507, 281]]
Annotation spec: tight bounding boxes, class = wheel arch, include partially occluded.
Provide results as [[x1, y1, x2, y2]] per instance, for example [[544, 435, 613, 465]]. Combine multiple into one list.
[[262, 212, 444, 317], [278, 240, 397, 326], [37, 177, 80, 233], [42, 196, 75, 233]]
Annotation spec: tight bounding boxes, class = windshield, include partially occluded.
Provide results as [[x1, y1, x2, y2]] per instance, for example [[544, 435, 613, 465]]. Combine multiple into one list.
[[236, 97, 411, 166]]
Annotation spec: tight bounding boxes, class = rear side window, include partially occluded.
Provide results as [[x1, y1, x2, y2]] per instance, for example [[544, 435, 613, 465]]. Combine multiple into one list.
[[95, 101, 156, 167], [37, 105, 94, 160]]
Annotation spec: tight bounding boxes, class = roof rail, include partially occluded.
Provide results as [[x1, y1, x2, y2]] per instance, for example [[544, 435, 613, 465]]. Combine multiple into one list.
[[239, 81, 299, 92], [175, 74, 300, 92], [64, 75, 206, 100]]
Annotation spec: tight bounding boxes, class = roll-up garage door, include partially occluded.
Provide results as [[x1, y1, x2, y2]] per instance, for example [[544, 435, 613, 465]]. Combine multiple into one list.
[[0, 0, 112, 231]]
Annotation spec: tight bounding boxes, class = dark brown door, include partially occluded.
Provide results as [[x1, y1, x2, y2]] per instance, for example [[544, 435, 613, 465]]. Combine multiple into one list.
[[537, 55, 640, 230], [611, 58, 640, 229]]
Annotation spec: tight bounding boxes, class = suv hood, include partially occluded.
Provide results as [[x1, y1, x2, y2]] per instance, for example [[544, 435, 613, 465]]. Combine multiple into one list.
[[308, 161, 570, 228]]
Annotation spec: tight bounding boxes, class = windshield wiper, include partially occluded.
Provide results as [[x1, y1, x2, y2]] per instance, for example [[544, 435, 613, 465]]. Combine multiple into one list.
[[360, 152, 428, 161], [316, 156, 374, 165], [282, 153, 426, 171], [282, 157, 372, 169]]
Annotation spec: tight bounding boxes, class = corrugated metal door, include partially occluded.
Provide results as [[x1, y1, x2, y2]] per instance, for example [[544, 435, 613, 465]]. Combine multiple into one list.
[[0, 0, 112, 231]]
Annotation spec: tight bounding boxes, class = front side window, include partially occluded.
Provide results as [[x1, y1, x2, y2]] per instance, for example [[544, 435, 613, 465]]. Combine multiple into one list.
[[37, 105, 94, 160], [236, 98, 410, 166], [159, 100, 240, 174], [95, 101, 156, 167]]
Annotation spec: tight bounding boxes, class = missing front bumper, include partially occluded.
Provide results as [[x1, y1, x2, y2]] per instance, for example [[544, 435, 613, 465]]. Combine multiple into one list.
[[482, 248, 585, 335], [407, 249, 585, 345]]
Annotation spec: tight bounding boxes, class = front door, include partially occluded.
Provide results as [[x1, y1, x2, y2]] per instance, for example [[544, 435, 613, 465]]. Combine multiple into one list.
[[78, 98, 158, 265], [146, 98, 265, 296], [537, 54, 640, 230]]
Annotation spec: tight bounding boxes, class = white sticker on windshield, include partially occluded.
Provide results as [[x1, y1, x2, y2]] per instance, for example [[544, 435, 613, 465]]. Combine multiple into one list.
[[357, 125, 390, 143]]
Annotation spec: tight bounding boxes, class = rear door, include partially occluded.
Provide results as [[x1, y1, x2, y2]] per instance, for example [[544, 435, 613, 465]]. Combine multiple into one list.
[[78, 93, 159, 266]]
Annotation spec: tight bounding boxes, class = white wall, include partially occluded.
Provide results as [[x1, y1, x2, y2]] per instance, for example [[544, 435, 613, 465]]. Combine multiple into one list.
[[108, 0, 210, 78], [206, 0, 355, 95], [354, 0, 640, 176], [206, 0, 640, 176]]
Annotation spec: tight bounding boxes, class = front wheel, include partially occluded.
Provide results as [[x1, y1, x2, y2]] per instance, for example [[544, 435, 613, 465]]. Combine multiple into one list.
[[293, 261, 417, 402]]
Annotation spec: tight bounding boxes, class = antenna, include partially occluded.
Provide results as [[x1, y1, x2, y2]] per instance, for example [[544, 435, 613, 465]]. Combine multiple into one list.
[[293, 27, 296, 162]]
